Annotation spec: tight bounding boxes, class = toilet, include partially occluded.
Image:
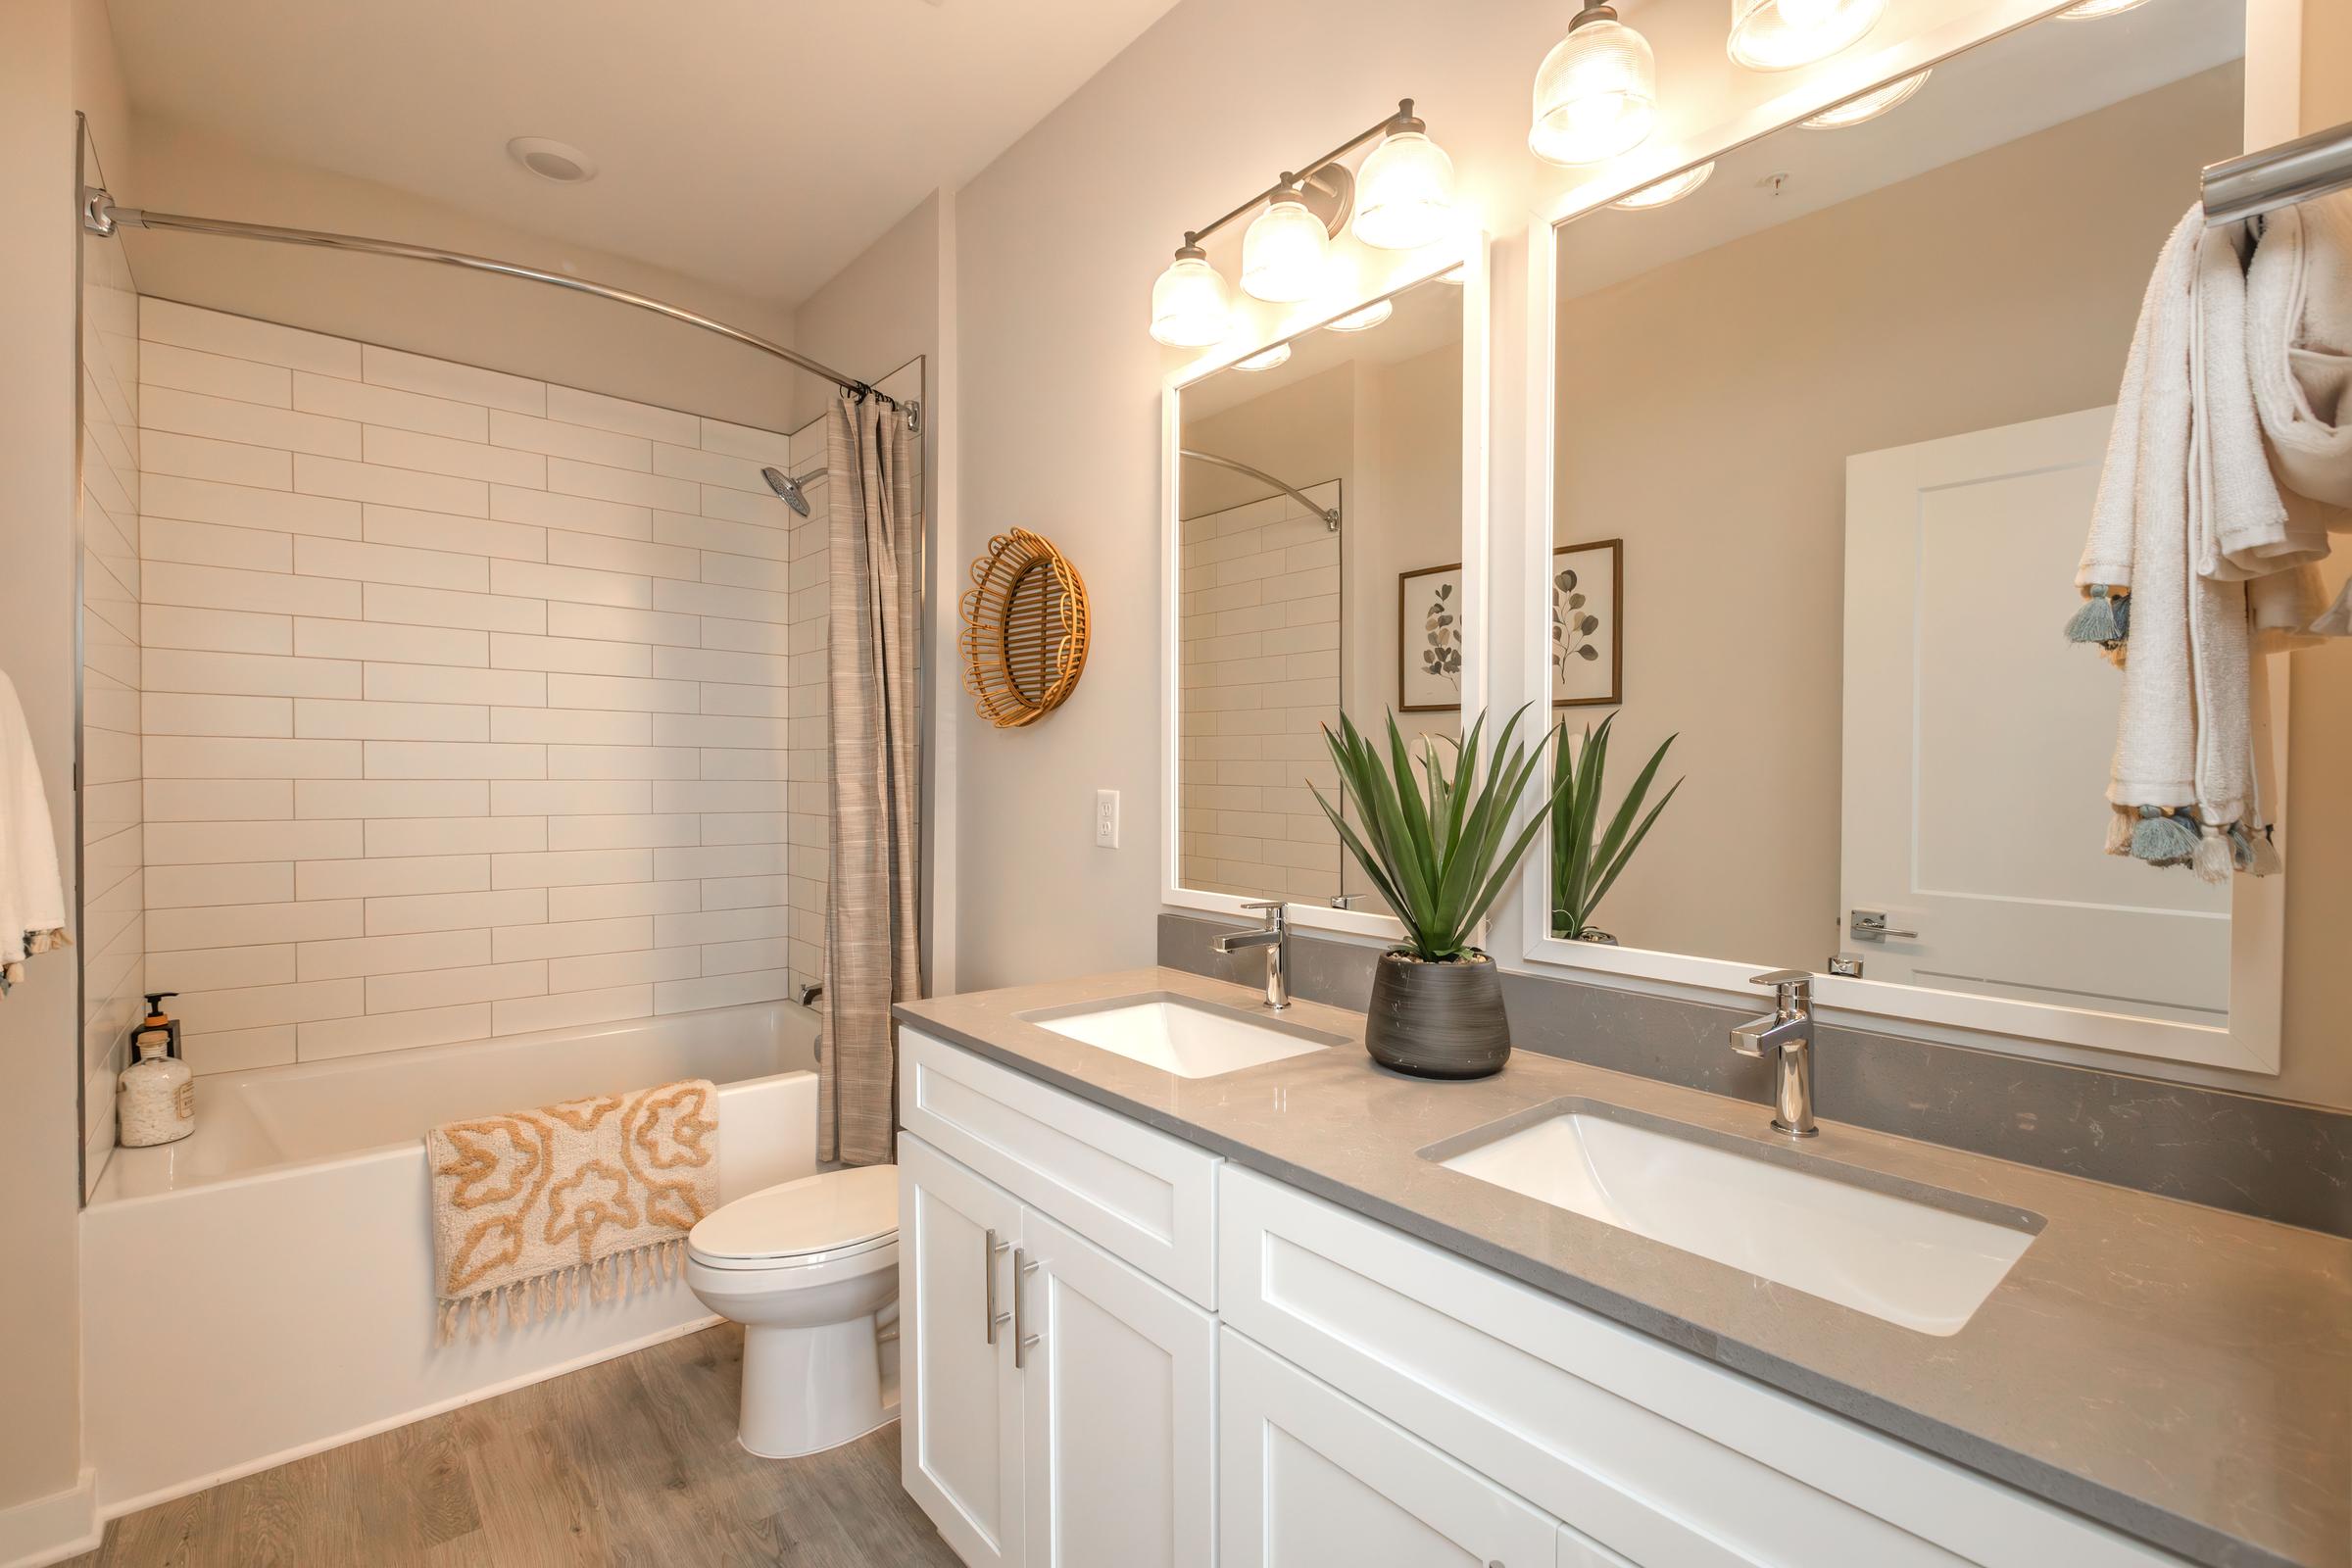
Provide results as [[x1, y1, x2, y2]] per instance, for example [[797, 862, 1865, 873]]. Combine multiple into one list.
[[686, 1163, 900, 1458]]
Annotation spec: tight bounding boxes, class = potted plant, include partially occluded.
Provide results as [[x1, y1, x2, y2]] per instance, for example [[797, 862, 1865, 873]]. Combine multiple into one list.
[[1309, 707, 1569, 1078], [1549, 713, 1681, 944]]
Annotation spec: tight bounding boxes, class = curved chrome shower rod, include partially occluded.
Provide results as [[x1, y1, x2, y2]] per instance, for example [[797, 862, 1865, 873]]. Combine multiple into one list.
[[81, 191, 919, 432], [1179, 448, 1341, 530]]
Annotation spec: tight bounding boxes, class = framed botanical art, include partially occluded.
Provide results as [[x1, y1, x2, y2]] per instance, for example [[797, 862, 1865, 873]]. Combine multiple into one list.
[[1398, 561, 1464, 712], [1552, 539, 1621, 708]]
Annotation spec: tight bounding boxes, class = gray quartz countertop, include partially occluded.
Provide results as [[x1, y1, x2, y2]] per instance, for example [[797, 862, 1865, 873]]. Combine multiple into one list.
[[897, 967, 2352, 1568]]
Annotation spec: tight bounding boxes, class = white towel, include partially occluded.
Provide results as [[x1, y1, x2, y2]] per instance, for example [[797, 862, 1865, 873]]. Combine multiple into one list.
[[0, 669, 70, 993], [2246, 190, 2352, 633]]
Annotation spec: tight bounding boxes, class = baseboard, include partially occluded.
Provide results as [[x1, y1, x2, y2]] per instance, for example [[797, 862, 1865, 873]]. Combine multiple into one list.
[[0, 1468, 99, 1568], [97, 1313, 722, 1522]]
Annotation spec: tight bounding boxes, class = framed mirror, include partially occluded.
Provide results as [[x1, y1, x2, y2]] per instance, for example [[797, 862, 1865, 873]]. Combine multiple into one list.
[[1524, 0, 2286, 1071], [1162, 235, 1487, 941]]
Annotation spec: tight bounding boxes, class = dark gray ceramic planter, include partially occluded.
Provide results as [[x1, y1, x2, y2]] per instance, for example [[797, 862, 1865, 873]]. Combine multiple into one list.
[[1362, 952, 1510, 1079]]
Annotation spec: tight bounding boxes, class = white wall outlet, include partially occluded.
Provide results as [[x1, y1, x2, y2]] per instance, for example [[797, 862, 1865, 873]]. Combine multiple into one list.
[[1094, 789, 1120, 849]]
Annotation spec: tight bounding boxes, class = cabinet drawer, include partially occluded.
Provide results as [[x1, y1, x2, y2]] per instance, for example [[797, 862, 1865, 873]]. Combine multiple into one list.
[[1218, 1166, 2184, 1568], [902, 1029, 1220, 1307]]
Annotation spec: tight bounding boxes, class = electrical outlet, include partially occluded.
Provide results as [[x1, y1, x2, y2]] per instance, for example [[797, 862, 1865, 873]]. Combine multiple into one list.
[[1094, 789, 1120, 849]]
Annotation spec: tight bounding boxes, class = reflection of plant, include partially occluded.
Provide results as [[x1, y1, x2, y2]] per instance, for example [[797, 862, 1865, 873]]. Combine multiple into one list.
[[1549, 714, 1681, 941], [1552, 566, 1600, 679], [1421, 582, 1462, 689], [1310, 708, 1570, 963]]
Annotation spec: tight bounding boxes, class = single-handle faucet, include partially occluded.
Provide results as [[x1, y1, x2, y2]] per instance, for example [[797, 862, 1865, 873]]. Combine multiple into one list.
[[1731, 969, 1817, 1138], [1213, 900, 1290, 1010]]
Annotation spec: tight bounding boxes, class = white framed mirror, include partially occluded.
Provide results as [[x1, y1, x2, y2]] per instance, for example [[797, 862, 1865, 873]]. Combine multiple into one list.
[[1162, 232, 1489, 943], [1520, 0, 2292, 1073]]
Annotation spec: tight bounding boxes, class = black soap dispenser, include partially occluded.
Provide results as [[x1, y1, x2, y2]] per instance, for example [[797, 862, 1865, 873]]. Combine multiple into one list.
[[138, 992, 182, 1060]]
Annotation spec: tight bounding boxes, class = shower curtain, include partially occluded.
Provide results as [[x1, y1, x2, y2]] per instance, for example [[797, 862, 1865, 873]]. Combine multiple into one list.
[[820, 391, 922, 1167]]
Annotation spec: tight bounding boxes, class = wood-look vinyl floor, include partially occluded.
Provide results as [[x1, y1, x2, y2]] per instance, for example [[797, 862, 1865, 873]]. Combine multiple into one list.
[[66, 1325, 961, 1568]]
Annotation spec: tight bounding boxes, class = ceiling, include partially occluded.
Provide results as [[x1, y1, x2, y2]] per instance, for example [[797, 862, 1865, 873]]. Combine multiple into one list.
[[104, 0, 1186, 307]]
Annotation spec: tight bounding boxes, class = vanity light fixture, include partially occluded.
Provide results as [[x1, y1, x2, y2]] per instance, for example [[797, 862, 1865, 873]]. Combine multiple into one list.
[[1799, 69, 1930, 128], [1611, 162, 1715, 209], [1149, 240, 1235, 348], [1146, 99, 1454, 342], [1242, 178, 1333, 303], [1327, 300, 1395, 332], [1530, 2, 1658, 167], [1727, 0, 1884, 72], [2057, 0, 2152, 14], [1352, 105, 1457, 250], [1237, 344, 1293, 371]]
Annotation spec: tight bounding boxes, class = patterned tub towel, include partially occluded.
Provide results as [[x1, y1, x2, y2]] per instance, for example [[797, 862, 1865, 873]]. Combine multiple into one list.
[[426, 1079, 719, 1343]]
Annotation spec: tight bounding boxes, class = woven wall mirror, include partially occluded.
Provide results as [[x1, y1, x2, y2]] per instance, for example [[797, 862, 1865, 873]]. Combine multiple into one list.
[[959, 528, 1091, 728]]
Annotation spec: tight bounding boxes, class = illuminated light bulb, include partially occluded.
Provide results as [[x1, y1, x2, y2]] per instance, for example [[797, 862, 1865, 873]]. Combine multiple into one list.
[[1241, 182, 1331, 304], [1238, 344, 1292, 372], [1611, 162, 1715, 210], [1353, 106, 1457, 251], [1148, 243, 1234, 348], [1328, 300, 1395, 333], [1799, 69, 1930, 128], [1727, 0, 1884, 71], [1529, 3, 1657, 167]]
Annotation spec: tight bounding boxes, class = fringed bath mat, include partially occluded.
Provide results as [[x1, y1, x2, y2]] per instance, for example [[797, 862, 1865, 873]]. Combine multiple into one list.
[[426, 1079, 719, 1343]]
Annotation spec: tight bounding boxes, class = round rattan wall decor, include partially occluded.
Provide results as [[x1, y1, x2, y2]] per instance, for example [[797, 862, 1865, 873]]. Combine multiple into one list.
[[959, 528, 1091, 728]]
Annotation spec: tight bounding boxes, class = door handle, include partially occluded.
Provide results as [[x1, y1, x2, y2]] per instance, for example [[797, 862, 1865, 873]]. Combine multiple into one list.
[[984, 1228, 1011, 1344], [1848, 908, 1919, 942], [1013, 1248, 1042, 1369]]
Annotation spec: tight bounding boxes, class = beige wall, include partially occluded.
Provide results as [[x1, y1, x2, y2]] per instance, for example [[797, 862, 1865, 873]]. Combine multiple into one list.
[[1555, 68, 2239, 970], [117, 120, 802, 432]]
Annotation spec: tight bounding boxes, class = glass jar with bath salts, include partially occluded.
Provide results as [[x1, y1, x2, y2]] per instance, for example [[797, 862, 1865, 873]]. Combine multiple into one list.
[[118, 1034, 194, 1148]]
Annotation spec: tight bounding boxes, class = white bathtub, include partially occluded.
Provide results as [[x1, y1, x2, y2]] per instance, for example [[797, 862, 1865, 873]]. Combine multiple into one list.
[[80, 1003, 820, 1517]]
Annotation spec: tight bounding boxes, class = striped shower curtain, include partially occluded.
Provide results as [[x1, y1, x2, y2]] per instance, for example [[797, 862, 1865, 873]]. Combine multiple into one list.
[[820, 391, 921, 1167]]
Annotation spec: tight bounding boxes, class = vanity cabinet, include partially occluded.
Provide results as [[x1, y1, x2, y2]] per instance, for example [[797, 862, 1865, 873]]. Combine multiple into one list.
[[899, 1131, 1215, 1568]]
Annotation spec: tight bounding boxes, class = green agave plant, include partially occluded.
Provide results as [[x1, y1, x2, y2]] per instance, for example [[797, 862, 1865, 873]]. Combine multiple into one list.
[[1309, 707, 1571, 964], [1550, 713, 1682, 941]]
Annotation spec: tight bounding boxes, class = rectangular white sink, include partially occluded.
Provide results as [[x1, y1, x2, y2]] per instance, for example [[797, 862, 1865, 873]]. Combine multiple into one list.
[[1021, 993, 1341, 1079], [1428, 1102, 2038, 1336]]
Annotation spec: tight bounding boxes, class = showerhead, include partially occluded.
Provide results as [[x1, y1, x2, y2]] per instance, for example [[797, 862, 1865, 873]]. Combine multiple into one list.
[[761, 466, 811, 518]]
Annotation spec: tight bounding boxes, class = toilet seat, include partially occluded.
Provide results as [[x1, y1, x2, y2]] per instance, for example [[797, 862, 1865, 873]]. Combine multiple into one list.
[[688, 1164, 898, 1272]]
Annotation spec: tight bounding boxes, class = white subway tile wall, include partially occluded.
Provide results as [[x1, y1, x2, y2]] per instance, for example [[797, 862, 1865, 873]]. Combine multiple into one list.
[[134, 301, 871, 1073], [1177, 482, 1346, 903], [80, 217, 143, 1192]]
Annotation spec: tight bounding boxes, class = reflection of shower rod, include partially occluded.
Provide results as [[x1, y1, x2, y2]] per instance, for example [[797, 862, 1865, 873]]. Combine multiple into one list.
[[1179, 449, 1341, 530]]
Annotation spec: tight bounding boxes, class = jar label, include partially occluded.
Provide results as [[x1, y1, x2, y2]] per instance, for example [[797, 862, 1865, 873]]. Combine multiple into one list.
[[174, 1081, 195, 1119]]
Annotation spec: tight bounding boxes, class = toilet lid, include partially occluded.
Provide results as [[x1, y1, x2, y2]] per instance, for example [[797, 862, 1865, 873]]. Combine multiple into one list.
[[688, 1164, 898, 1265]]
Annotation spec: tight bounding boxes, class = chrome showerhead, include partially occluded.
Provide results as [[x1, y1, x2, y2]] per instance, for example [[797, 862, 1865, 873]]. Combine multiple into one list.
[[761, 466, 811, 517]]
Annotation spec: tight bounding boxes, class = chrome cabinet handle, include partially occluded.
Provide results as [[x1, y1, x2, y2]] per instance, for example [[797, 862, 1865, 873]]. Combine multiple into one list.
[[1013, 1249, 1042, 1369], [984, 1228, 1011, 1345]]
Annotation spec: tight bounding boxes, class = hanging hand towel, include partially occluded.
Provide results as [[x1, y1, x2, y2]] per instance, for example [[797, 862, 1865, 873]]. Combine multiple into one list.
[[426, 1079, 719, 1342], [2246, 190, 2352, 634], [0, 669, 70, 995]]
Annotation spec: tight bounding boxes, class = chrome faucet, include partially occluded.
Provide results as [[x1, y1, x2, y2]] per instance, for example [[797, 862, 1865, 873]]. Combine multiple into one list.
[[1213, 900, 1290, 1010], [1731, 969, 1817, 1138]]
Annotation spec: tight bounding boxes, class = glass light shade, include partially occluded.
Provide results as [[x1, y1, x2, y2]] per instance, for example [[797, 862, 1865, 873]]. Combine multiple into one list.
[[1241, 194, 1331, 303], [1529, 15, 1657, 167], [1149, 252, 1233, 348], [1800, 69, 1929, 128], [1237, 344, 1291, 372], [1352, 129, 1456, 250], [1611, 162, 1715, 209], [2058, 0, 2151, 14], [1727, 0, 1884, 70], [1328, 300, 1394, 332]]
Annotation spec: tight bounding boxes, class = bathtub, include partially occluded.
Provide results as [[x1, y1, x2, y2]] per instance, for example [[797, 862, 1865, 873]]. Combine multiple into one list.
[[80, 1002, 820, 1517]]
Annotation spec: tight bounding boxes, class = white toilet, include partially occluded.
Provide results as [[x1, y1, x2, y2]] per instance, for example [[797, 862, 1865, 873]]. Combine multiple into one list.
[[685, 1163, 900, 1458]]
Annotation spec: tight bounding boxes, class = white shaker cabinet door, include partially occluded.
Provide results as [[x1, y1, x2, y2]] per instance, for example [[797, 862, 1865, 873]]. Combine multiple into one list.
[[1019, 1209, 1216, 1568], [900, 1134, 1027, 1568], [1219, 1329, 1574, 1568]]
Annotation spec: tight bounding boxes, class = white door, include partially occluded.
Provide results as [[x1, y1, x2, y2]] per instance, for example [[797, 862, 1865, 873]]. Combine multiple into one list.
[[1020, 1210, 1216, 1568], [1219, 1329, 1568, 1568], [1841, 406, 2230, 1025], [900, 1134, 1026, 1568]]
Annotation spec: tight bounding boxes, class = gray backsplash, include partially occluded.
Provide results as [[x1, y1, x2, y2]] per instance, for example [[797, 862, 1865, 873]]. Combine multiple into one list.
[[1160, 913, 2352, 1239]]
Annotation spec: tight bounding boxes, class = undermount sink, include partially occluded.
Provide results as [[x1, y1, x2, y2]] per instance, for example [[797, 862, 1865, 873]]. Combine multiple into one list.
[[1426, 1102, 2039, 1336], [1020, 992, 1343, 1079]]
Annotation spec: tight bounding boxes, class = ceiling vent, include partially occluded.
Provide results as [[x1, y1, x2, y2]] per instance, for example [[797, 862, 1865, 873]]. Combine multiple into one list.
[[508, 137, 598, 184]]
